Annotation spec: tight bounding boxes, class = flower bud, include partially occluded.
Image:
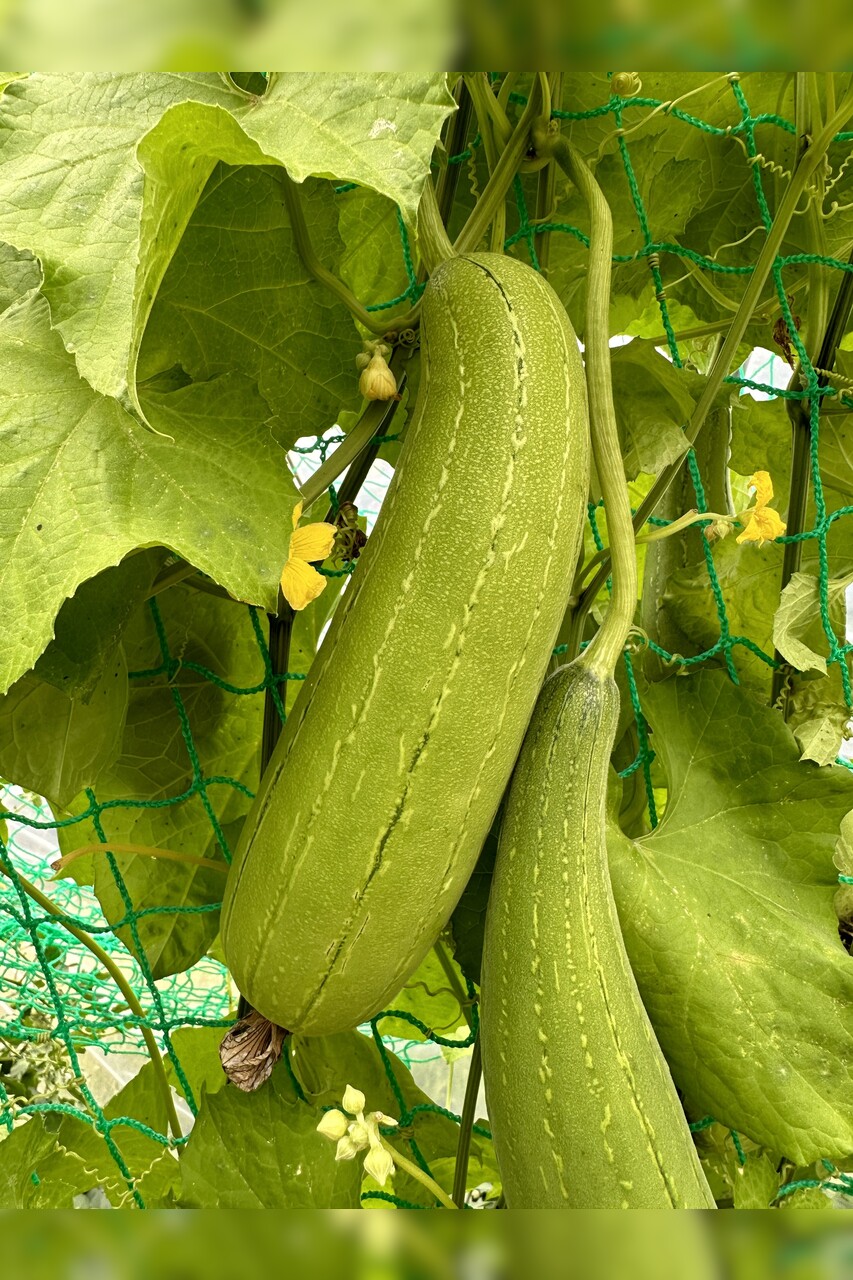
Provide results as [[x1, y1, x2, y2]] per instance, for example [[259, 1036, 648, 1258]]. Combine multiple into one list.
[[342, 1084, 366, 1115], [316, 1108, 349, 1141], [359, 353, 397, 401]]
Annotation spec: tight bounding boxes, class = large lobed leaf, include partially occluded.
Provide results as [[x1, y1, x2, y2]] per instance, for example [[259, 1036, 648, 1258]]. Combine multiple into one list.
[[608, 669, 853, 1162], [0, 73, 454, 404], [0, 275, 298, 695]]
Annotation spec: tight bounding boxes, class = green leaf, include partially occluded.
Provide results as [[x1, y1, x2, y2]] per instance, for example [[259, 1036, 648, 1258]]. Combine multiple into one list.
[[164, 1027, 228, 1104], [611, 341, 695, 478], [0, 275, 298, 694], [33, 552, 166, 700], [663, 533, 782, 692], [138, 166, 363, 449], [773, 572, 849, 678], [378, 947, 467, 1043], [0, 649, 128, 809], [608, 669, 853, 1163], [731, 1152, 782, 1210], [337, 185, 418, 319], [177, 1063, 361, 1208], [51, 1062, 180, 1208], [57, 586, 263, 978], [0, 1117, 83, 1207], [0, 73, 453, 404], [774, 574, 829, 675], [791, 694, 851, 767]]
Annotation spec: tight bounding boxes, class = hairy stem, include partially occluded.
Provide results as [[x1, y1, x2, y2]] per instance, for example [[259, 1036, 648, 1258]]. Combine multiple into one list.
[[418, 177, 456, 273], [53, 842, 227, 876], [532, 73, 563, 277], [381, 1138, 458, 1208]]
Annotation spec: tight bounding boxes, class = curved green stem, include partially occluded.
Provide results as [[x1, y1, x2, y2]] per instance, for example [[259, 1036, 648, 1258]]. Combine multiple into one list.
[[452, 1036, 481, 1208], [541, 129, 635, 680], [54, 842, 227, 876], [533, 73, 563, 277], [299, 349, 409, 509], [418, 176, 456, 273], [0, 859, 183, 1140], [280, 171, 419, 335], [382, 1138, 458, 1208], [574, 83, 853, 625], [454, 77, 546, 256], [464, 73, 511, 156]]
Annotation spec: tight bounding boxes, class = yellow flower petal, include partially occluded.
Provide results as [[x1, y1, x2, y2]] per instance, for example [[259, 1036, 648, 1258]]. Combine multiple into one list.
[[290, 521, 337, 563], [281, 557, 327, 611], [749, 471, 774, 507], [291, 500, 304, 531], [736, 506, 787, 546]]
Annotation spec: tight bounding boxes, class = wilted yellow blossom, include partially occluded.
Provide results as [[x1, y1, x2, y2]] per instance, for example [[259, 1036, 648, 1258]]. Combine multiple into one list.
[[280, 501, 337, 611], [736, 471, 787, 547]]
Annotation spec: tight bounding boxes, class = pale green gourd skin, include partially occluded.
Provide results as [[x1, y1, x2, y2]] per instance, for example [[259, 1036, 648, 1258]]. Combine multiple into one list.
[[220, 252, 590, 1037], [481, 662, 716, 1208]]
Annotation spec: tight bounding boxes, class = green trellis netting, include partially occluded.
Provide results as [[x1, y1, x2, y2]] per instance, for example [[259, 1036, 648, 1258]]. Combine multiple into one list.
[[3, 73, 853, 1208]]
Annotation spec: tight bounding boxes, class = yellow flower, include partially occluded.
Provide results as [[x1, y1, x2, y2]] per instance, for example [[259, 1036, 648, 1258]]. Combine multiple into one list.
[[280, 501, 337, 611], [736, 471, 787, 547]]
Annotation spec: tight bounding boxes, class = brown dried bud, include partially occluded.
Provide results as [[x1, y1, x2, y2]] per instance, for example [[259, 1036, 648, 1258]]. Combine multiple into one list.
[[219, 1008, 287, 1092]]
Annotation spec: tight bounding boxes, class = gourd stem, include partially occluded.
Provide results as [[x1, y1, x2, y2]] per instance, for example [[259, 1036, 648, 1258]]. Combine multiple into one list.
[[542, 129, 636, 680], [279, 171, 420, 335], [418, 177, 456, 273], [0, 859, 183, 1140], [381, 1138, 458, 1209], [452, 1036, 482, 1208], [573, 84, 853, 626]]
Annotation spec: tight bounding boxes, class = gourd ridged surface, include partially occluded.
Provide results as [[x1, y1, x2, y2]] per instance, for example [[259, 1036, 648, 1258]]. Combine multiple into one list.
[[481, 662, 715, 1208], [220, 252, 590, 1036]]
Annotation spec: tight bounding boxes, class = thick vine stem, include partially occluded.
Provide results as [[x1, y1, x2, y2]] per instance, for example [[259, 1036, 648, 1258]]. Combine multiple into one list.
[[574, 84, 853, 626], [452, 1036, 482, 1208], [538, 126, 636, 680], [417, 176, 456, 274]]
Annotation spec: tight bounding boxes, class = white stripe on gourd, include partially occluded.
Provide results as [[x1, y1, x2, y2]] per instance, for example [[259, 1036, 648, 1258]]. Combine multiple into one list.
[[220, 251, 590, 1037], [481, 662, 716, 1208]]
